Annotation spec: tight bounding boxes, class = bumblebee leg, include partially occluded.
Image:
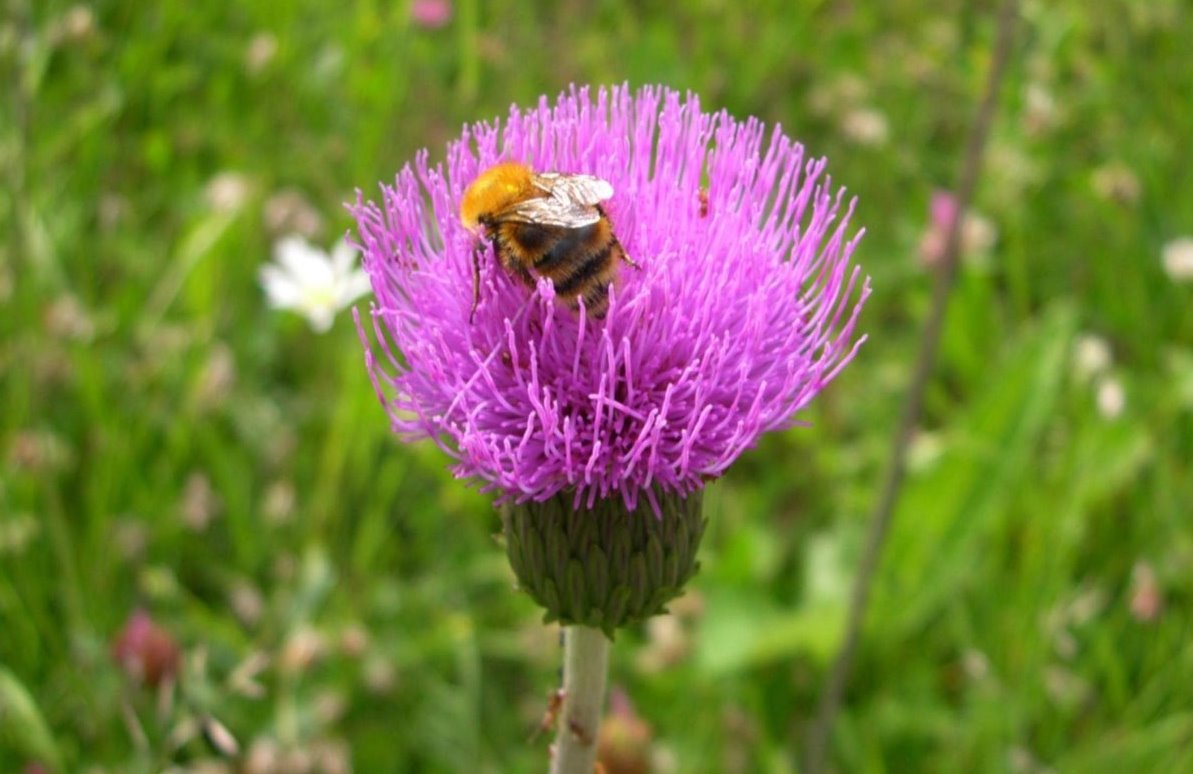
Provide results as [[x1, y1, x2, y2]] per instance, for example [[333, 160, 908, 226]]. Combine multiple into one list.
[[470, 244, 483, 323], [618, 239, 640, 269]]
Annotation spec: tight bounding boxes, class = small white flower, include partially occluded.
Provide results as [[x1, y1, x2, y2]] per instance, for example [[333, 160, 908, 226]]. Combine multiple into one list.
[[961, 649, 990, 682], [1090, 161, 1140, 205], [1096, 377, 1125, 419], [963, 212, 998, 256], [1023, 82, 1058, 135], [907, 429, 945, 472], [1161, 237, 1193, 282], [841, 106, 889, 147], [245, 32, 278, 75], [205, 171, 252, 213], [1072, 334, 1112, 382], [259, 236, 371, 333]]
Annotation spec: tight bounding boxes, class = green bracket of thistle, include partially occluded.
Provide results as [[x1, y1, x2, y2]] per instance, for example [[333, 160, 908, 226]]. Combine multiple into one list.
[[502, 489, 706, 638]]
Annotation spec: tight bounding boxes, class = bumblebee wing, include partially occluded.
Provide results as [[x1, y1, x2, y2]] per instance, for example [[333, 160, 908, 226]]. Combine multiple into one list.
[[499, 196, 603, 228], [533, 173, 614, 206]]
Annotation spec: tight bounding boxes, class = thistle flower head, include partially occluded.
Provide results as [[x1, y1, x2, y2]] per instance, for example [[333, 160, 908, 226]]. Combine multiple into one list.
[[351, 85, 869, 513]]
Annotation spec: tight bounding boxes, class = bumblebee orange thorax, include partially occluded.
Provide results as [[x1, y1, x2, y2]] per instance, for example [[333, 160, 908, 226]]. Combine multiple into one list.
[[459, 162, 538, 229]]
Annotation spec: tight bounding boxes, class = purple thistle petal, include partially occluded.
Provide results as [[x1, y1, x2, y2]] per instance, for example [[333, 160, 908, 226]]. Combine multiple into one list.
[[349, 84, 870, 514]]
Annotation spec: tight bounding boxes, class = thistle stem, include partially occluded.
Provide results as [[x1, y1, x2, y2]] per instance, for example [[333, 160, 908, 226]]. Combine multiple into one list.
[[551, 625, 610, 774]]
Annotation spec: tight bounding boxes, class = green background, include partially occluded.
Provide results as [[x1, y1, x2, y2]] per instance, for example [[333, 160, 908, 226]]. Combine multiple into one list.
[[3, 0, 1191, 771]]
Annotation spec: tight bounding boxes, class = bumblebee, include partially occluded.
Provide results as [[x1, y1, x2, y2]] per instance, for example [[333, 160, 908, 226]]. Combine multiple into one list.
[[459, 162, 636, 320]]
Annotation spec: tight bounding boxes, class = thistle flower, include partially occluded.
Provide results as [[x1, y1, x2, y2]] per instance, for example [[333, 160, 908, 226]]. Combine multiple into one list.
[[351, 84, 868, 632], [352, 84, 867, 509]]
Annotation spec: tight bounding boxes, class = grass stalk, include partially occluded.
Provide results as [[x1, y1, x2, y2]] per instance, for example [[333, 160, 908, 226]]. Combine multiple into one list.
[[806, 1, 1021, 770]]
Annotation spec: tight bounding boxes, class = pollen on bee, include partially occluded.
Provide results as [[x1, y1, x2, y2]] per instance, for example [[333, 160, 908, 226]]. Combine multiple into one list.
[[459, 162, 537, 229]]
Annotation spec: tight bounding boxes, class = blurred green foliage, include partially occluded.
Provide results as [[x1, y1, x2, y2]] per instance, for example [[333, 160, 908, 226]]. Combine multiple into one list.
[[2, 0, 1191, 771]]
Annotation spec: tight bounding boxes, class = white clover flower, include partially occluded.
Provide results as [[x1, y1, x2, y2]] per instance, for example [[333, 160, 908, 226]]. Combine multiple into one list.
[[245, 32, 278, 75], [1072, 333, 1112, 382], [1096, 377, 1126, 419], [841, 106, 889, 147], [1090, 161, 1140, 205], [1161, 237, 1193, 282], [907, 429, 945, 473], [205, 171, 252, 213], [259, 236, 371, 333]]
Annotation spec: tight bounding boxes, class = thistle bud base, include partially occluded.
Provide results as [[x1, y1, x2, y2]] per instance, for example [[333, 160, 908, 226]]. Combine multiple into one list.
[[503, 490, 706, 637]]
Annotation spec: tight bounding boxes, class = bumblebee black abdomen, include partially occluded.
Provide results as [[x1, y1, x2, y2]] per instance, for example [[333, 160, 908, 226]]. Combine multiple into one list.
[[507, 222, 554, 255], [553, 239, 614, 293], [497, 219, 623, 318], [531, 225, 599, 271]]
